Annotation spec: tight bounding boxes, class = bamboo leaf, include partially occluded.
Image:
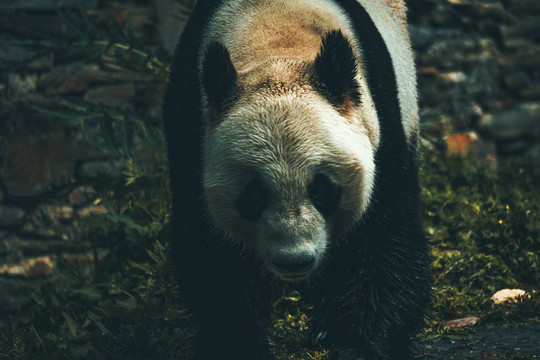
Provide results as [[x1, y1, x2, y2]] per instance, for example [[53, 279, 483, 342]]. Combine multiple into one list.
[[120, 114, 134, 159], [32, 105, 84, 120], [55, 8, 89, 41], [22, 27, 68, 46], [62, 312, 79, 338], [107, 11, 129, 43], [99, 115, 121, 156], [79, 5, 110, 40]]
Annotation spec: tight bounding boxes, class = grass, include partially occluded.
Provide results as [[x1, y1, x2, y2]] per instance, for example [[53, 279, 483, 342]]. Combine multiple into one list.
[[1, 5, 539, 358], [1, 135, 539, 359]]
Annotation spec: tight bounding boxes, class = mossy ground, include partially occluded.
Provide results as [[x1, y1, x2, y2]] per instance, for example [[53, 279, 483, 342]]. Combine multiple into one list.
[[1, 6, 539, 358], [1, 135, 539, 360]]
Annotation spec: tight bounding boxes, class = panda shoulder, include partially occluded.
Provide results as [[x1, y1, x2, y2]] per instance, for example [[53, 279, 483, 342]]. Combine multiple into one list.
[[383, 0, 409, 34]]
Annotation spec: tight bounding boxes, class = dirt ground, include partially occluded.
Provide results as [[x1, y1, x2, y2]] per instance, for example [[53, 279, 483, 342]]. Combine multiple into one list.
[[420, 324, 540, 359]]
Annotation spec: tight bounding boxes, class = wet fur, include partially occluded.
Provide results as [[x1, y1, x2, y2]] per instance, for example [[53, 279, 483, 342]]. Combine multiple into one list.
[[163, 0, 431, 359]]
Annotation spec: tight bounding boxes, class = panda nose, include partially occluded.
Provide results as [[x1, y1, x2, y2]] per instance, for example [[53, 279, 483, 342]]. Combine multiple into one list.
[[271, 252, 315, 273]]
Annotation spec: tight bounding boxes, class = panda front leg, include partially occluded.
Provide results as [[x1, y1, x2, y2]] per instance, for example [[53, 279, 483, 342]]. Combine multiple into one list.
[[193, 292, 270, 360], [175, 237, 271, 360], [310, 242, 430, 360]]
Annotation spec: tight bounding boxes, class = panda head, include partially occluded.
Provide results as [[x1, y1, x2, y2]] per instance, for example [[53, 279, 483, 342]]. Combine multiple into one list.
[[201, 31, 377, 281]]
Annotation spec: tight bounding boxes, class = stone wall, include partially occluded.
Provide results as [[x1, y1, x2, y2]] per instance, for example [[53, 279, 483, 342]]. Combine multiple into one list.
[[408, 0, 540, 165], [1, 0, 539, 311]]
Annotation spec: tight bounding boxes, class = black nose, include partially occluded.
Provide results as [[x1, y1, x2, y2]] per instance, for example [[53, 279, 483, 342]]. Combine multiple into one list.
[[271, 252, 315, 273]]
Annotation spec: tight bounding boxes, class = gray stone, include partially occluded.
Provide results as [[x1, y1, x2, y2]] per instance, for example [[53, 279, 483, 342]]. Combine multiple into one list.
[[7, 73, 37, 96], [503, 71, 532, 92], [409, 25, 435, 50], [522, 143, 540, 167], [0, 277, 34, 312], [478, 103, 540, 139], [76, 159, 125, 179], [18, 239, 88, 256], [0, 40, 53, 70], [0, 205, 26, 227], [500, 19, 540, 41], [0, 0, 98, 10], [507, 0, 540, 12], [83, 84, 136, 108], [0, 256, 55, 277], [0, 42, 33, 68], [497, 138, 533, 155]]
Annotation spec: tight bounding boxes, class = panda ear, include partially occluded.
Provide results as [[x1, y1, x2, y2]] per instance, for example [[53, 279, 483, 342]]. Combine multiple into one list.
[[315, 30, 361, 108], [202, 41, 238, 119]]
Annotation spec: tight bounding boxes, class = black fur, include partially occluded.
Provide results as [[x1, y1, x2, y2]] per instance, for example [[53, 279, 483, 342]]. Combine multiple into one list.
[[236, 179, 269, 222], [308, 173, 342, 217], [202, 41, 238, 120], [162, 1, 432, 359], [315, 30, 361, 108]]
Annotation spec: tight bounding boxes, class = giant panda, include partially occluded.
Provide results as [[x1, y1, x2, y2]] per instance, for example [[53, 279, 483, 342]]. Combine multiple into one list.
[[163, 0, 432, 359]]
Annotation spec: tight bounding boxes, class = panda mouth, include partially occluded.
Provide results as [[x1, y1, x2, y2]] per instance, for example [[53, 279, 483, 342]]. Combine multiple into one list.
[[264, 249, 319, 281], [274, 271, 311, 282]]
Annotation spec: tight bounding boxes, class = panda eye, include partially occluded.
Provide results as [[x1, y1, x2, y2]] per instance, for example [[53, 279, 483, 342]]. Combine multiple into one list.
[[308, 173, 342, 217], [236, 179, 269, 222]]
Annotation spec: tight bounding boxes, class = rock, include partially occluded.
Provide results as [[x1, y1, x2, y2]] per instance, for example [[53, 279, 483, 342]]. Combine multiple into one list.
[[0, 234, 22, 262], [497, 138, 533, 156], [507, 0, 540, 12], [44, 205, 74, 222], [76, 159, 125, 180], [409, 25, 435, 50], [491, 289, 528, 304], [38, 64, 107, 95], [429, 3, 462, 26], [0, 42, 33, 68], [2, 131, 76, 197], [7, 73, 37, 96], [37, 64, 156, 95], [446, 131, 497, 168], [68, 186, 97, 206], [477, 103, 540, 140], [19, 222, 57, 239], [17, 238, 89, 255], [442, 316, 480, 328], [498, 46, 540, 70], [62, 248, 109, 266], [503, 71, 532, 92], [84, 84, 136, 108], [0, 41, 54, 70], [0, 205, 26, 227], [0, 0, 98, 10], [121, 5, 155, 28], [0, 256, 55, 277], [0, 277, 35, 312], [439, 71, 467, 84], [500, 18, 540, 43], [447, 132, 478, 155], [77, 202, 108, 217]]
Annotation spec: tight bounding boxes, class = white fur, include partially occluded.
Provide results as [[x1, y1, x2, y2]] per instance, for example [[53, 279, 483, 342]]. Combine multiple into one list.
[[199, 0, 417, 277], [355, 0, 419, 144], [200, 0, 418, 144]]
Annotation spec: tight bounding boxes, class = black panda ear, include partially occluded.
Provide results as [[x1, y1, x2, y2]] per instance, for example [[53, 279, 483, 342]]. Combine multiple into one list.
[[202, 41, 238, 119], [315, 30, 361, 110]]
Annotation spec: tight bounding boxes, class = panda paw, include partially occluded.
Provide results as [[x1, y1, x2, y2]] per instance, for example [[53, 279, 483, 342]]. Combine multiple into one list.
[[327, 346, 364, 360]]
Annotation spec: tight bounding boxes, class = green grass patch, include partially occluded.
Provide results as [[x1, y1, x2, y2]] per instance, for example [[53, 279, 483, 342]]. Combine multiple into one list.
[[2, 138, 538, 359]]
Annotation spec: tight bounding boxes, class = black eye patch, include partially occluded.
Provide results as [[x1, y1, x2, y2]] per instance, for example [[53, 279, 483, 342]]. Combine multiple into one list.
[[308, 173, 342, 217], [236, 179, 269, 222]]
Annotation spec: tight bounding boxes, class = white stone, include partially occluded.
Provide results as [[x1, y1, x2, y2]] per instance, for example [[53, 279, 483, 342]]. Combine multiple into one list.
[[491, 289, 527, 304]]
